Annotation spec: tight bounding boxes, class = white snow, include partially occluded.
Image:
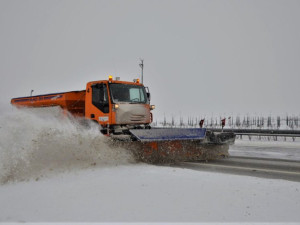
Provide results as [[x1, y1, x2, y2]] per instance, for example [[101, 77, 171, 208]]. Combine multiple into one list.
[[230, 139, 300, 161], [1, 107, 300, 223], [1, 164, 300, 223]]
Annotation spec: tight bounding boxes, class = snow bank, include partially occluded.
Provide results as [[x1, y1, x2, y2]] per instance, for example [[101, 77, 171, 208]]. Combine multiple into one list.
[[0, 107, 134, 184]]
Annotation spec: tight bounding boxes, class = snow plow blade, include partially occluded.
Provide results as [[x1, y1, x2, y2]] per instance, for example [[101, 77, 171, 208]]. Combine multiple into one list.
[[129, 128, 207, 141], [110, 128, 235, 163]]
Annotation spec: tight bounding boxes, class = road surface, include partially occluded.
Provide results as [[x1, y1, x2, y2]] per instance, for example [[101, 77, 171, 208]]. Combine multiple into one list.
[[175, 140, 300, 182], [178, 156, 300, 182]]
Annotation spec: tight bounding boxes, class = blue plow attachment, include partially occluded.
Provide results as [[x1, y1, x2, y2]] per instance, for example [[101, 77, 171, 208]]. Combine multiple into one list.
[[129, 128, 206, 142]]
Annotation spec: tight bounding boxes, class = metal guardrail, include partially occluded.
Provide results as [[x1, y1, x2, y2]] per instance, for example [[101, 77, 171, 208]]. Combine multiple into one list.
[[152, 127, 300, 139], [208, 128, 300, 138]]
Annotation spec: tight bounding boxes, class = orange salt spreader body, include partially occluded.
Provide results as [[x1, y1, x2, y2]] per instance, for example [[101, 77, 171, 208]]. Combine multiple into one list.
[[11, 76, 235, 163], [11, 90, 86, 116]]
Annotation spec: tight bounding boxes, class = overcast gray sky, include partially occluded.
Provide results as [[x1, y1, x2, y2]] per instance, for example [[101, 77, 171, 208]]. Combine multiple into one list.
[[1, 0, 299, 120]]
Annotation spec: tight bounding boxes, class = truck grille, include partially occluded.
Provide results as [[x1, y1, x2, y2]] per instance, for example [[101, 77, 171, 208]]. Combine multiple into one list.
[[115, 103, 150, 124], [130, 114, 146, 122]]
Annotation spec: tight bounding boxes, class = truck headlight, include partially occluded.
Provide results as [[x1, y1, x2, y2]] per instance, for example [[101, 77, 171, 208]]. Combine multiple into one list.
[[114, 104, 119, 110], [150, 105, 155, 110]]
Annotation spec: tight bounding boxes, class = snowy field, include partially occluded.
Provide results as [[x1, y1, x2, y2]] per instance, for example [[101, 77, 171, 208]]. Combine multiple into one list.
[[0, 108, 300, 223]]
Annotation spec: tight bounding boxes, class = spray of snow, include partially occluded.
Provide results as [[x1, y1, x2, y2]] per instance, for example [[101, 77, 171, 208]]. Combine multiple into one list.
[[0, 106, 135, 184]]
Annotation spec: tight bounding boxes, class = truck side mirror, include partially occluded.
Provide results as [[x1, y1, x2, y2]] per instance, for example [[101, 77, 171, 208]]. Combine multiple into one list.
[[147, 92, 151, 101]]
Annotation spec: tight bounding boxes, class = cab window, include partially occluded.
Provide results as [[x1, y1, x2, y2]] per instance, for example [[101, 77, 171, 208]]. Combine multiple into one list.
[[92, 83, 109, 113]]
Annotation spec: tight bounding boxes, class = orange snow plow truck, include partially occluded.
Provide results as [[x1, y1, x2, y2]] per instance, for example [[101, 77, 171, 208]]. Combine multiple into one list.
[[11, 76, 235, 163]]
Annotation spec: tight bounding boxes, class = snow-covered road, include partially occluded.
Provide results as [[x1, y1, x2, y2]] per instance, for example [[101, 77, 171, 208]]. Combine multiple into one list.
[[1, 163, 300, 222], [230, 139, 300, 161], [181, 156, 300, 182]]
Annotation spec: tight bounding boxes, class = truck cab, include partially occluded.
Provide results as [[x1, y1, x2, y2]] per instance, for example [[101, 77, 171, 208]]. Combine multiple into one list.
[[85, 76, 154, 134]]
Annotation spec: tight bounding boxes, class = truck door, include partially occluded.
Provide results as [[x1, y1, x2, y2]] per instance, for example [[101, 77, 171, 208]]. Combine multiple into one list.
[[90, 83, 110, 125]]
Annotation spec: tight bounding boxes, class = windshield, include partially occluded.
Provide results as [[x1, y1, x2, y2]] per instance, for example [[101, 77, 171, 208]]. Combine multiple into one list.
[[109, 83, 147, 103]]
